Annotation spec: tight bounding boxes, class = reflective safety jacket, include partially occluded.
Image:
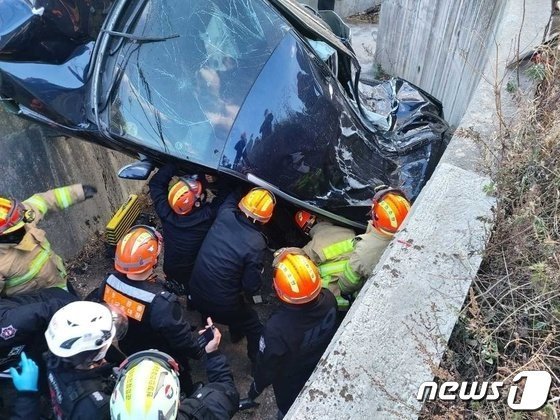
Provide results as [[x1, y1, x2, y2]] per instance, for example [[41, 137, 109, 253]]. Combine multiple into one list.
[[95, 273, 202, 364], [0, 184, 85, 296], [347, 222, 392, 282], [302, 221, 356, 264], [252, 289, 338, 414]]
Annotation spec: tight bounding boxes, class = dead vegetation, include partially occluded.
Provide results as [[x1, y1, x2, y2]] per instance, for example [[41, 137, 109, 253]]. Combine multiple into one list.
[[422, 46, 560, 418]]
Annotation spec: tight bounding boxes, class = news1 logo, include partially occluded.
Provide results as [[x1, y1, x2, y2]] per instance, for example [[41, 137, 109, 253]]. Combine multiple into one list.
[[417, 371, 552, 410]]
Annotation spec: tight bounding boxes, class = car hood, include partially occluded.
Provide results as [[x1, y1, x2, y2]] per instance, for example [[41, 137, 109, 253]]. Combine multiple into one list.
[[220, 33, 447, 223]]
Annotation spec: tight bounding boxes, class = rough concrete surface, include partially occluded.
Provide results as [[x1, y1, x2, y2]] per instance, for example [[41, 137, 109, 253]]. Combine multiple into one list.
[[299, 0, 381, 17], [0, 108, 143, 259]]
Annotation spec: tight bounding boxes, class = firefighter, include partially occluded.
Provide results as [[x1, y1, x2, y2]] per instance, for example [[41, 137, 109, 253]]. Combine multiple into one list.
[[239, 250, 338, 417], [0, 287, 76, 415], [296, 187, 411, 309], [189, 188, 275, 364], [44, 301, 126, 420], [296, 208, 356, 310], [110, 319, 239, 420], [91, 225, 202, 393], [0, 184, 97, 296], [148, 164, 215, 292]]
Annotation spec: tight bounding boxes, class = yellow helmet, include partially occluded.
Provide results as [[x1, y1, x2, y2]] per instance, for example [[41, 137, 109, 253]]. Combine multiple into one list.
[[238, 188, 276, 223]]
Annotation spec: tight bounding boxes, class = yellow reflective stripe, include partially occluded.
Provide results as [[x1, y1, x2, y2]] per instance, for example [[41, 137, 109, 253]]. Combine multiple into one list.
[[54, 187, 72, 209], [23, 195, 48, 215], [321, 275, 331, 288], [319, 260, 347, 277], [336, 295, 350, 309], [6, 242, 53, 288], [322, 239, 354, 260], [343, 261, 361, 284]]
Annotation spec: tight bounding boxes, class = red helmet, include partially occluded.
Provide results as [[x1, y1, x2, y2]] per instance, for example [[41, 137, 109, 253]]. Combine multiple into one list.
[[168, 177, 204, 215], [371, 187, 411, 234], [273, 251, 321, 304], [0, 197, 27, 235], [294, 210, 317, 235], [115, 226, 162, 275]]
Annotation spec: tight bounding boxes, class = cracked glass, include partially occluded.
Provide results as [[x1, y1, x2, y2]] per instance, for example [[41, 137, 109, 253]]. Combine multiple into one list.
[[106, 0, 288, 167]]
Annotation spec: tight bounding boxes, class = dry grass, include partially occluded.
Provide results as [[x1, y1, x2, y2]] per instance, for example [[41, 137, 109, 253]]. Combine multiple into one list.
[[422, 46, 560, 418]]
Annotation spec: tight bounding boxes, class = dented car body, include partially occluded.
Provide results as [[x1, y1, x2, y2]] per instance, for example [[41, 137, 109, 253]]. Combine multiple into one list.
[[0, 0, 448, 228]]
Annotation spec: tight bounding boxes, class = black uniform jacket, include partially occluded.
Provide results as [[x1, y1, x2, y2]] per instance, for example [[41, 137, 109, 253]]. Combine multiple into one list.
[[253, 289, 338, 413], [178, 350, 239, 420], [46, 356, 114, 420], [0, 287, 76, 371], [190, 193, 267, 307], [149, 164, 215, 282], [95, 273, 202, 362]]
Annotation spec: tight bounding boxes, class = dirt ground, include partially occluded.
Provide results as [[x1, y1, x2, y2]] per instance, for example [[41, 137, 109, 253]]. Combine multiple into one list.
[[66, 199, 286, 419]]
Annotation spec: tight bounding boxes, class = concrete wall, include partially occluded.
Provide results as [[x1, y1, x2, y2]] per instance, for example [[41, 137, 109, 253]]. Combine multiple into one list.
[[0, 109, 143, 259], [299, 0, 381, 17], [375, 0, 508, 127]]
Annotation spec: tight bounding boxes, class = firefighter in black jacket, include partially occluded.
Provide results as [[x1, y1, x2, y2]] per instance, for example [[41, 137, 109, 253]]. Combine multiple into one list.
[[149, 164, 215, 292], [189, 188, 276, 363], [240, 249, 338, 417], [110, 319, 239, 419], [0, 287, 76, 415], [92, 225, 202, 393], [44, 301, 126, 420]]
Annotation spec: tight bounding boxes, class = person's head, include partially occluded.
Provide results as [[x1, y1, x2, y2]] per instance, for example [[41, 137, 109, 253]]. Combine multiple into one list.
[[272, 250, 321, 304], [370, 186, 411, 235], [45, 302, 126, 368], [294, 210, 317, 235], [0, 197, 34, 241], [168, 177, 205, 215], [110, 350, 181, 420], [114, 225, 162, 279], [238, 188, 276, 224]]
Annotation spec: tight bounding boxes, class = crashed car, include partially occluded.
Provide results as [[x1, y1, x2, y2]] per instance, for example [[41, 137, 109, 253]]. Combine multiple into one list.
[[0, 0, 448, 229]]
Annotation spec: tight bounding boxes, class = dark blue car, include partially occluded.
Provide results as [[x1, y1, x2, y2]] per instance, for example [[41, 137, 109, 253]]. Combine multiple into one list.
[[0, 0, 448, 228]]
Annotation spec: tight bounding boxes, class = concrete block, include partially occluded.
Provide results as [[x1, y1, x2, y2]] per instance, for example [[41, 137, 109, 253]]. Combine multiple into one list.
[[286, 163, 495, 419]]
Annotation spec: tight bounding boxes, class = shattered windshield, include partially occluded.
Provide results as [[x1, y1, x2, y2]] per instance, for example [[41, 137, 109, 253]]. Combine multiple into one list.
[[106, 0, 288, 167]]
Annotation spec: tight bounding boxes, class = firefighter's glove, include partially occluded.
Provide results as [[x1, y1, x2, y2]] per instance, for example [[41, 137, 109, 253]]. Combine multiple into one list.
[[9, 352, 38, 392], [83, 185, 98, 199]]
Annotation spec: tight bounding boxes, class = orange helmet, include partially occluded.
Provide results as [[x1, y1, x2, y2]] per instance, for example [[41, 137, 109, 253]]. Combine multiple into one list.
[[0, 197, 27, 235], [294, 210, 316, 235], [238, 188, 276, 223], [371, 187, 411, 235], [273, 252, 321, 304], [168, 177, 204, 215], [115, 225, 162, 275]]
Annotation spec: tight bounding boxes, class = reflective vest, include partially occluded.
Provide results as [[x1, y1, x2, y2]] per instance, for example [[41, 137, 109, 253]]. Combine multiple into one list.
[[101, 274, 157, 322]]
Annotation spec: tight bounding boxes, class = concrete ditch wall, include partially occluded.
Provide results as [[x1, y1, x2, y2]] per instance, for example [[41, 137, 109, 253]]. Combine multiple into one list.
[[376, 0, 508, 127], [0, 109, 143, 259], [299, 0, 381, 17], [287, 0, 551, 418]]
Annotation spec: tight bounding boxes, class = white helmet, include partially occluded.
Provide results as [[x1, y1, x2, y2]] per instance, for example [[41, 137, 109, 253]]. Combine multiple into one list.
[[110, 350, 180, 420], [45, 301, 116, 362]]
